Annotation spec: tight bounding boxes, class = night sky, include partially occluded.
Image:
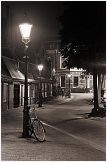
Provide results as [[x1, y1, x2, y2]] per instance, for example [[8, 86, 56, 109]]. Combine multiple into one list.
[[2, 1, 66, 40], [2, 1, 105, 61]]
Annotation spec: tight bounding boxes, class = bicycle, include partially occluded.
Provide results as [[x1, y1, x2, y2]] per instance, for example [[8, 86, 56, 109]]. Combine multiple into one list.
[[28, 105, 46, 142]]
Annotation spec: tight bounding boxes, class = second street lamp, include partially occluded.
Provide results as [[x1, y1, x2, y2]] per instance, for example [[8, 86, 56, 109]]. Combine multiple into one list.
[[19, 21, 33, 138], [38, 64, 43, 107]]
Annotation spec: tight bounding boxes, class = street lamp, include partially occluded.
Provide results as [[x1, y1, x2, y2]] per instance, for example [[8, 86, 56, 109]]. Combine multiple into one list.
[[38, 64, 43, 107], [19, 21, 33, 137], [68, 74, 71, 98], [38, 64, 43, 73]]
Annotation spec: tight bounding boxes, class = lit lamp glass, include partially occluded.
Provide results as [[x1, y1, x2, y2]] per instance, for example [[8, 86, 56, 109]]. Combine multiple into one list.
[[38, 64, 44, 72], [19, 23, 33, 44], [68, 74, 71, 78]]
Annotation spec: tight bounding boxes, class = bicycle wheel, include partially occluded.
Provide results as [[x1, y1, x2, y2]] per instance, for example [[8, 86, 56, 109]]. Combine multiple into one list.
[[32, 119, 46, 142]]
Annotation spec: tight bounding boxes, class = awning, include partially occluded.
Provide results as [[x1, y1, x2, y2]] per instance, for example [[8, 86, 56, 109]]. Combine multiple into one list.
[[2, 56, 34, 82], [3, 56, 25, 79]]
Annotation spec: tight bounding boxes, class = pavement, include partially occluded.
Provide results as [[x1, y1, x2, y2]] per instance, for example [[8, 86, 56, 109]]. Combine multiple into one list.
[[1, 93, 106, 161]]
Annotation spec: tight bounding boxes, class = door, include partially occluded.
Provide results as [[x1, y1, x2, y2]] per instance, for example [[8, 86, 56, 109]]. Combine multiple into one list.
[[14, 84, 20, 108], [74, 76, 78, 87]]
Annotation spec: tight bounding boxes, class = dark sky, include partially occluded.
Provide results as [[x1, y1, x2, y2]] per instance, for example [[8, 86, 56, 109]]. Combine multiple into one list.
[[2, 1, 66, 40], [2, 1, 106, 62]]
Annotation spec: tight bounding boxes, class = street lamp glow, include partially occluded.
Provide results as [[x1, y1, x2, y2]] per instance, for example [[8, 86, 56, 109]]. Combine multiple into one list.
[[38, 64, 43, 71], [68, 74, 71, 78], [53, 68, 56, 72], [19, 23, 33, 44]]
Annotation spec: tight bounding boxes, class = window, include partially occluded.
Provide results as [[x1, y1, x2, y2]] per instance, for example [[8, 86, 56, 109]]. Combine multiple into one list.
[[61, 76, 65, 87], [45, 83, 47, 97], [30, 84, 35, 98], [60, 56, 66, 69], [74, 77, 78, 86], [3, 83, 8, 102], [42, 83, 44, 97]]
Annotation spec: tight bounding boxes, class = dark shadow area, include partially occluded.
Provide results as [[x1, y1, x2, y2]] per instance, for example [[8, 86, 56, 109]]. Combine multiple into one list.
[[76, 108, 106, 118]]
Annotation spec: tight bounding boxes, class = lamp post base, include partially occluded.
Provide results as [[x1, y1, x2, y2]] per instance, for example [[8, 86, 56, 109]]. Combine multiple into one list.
[[22, 108, 30, 138]]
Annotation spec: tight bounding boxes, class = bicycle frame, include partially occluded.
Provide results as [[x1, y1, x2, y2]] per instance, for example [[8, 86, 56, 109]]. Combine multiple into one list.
[[28, 105, 46, 142]]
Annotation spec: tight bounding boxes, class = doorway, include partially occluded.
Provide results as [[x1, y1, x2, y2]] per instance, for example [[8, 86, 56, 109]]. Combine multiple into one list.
[[14, 84, 20, 108], [74, 76, 78, 87]]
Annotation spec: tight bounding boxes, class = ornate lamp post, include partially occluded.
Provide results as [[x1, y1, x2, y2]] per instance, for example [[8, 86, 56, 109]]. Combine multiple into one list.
[[19, 21, 33, 137], [68, 74, 71, 98], [38, 64, 43, 107]]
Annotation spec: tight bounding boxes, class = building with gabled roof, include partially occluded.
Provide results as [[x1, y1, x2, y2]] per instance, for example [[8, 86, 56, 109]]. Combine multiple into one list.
[[1, 56, 54, 110]]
